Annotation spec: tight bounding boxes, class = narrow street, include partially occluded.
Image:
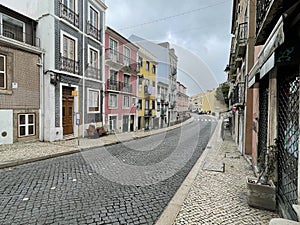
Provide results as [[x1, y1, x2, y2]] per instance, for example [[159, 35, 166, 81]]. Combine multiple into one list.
[[0, 115, 217, 225]]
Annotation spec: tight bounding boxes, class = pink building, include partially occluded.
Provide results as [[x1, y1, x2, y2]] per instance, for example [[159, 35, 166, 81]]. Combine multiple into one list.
[[176, 81, 189, 115], [104, 27, 139, 133]]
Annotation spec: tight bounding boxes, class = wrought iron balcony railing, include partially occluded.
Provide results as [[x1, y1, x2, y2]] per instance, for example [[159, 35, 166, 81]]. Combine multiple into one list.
[[235, 22, 248, 57], [87, 21, 102, 41], [256, 0, 272, 35], [107, 79, 120, 91], [105, 48, 138, 73], [60, 55, 79, 74], [105, 48, 121, 63], [1, 23, 40, 47], [59, 1, 79, 28], [120, 82, 132, 93], [232, 82, 245, 105]]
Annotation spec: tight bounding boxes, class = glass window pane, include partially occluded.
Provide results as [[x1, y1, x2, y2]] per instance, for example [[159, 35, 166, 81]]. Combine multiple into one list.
[[0, 56, 4, 71], [19, 126, 25, 136], [19, 115, 26, 125], [28, 125, 34, 135], [0, 73, 4, 88], [69, 107, 72, 116], [28, 115, 34, 124]]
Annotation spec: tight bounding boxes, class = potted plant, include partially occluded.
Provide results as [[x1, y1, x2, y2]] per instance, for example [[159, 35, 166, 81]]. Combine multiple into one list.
[[247, 140, 278, 211]]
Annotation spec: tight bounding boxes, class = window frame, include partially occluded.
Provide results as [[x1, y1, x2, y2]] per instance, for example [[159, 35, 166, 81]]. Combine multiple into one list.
[[109, 93, 118, 109], [60, 31, 78, 62], [109, 38, 119, 62], [87, 88, 100, 113], [123, 95, 130, 109], [123, 46, 130, 66], [89, 5, 99, 29], [146, 61, 150, 71], [18, 113, 36, 137], [88, 45, 100, 69], [0, 54, 6, 90]]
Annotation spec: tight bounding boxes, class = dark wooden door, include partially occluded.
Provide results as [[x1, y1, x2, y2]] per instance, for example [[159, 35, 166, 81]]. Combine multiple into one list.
[[62, 86, 74, 135]]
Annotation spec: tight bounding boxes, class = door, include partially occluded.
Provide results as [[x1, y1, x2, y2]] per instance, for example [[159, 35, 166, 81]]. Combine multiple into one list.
[[123, 115, 129, 132], [130, 115, 134, 132], [62, 86, 74, 135]]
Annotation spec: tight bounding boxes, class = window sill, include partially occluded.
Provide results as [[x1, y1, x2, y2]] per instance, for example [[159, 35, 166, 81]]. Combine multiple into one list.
[[0, 90, 13, 95]]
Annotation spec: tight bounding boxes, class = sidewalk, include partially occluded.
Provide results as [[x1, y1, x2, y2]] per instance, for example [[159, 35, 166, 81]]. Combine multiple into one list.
[[156, 120, 279, 225], [0, 117, 193, 169]]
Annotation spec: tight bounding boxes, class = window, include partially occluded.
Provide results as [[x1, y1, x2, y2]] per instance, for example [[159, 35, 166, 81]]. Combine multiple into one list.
[[152, 65, 156, 74], [2, 14, 24, 42], [109, 94, 117, 108], [138, 99, 142, 110], [152, 100, 155, 110], [109, 38, 118, 62], [132, 97, 136, 106], [123, 47, 130, 66], [89, 6, 98, 28], [89, 48, 99, 68], [0, 55, 6, 89], [63, 34, 75, 60], [124, 74, 130, 85], [18, 114, 35, 137], [123, 95, 130, 108], [88, 89, 100, 112], [63, 0, 75, 12], [138, 56, 143, 68], [146, 61, 150, 71]]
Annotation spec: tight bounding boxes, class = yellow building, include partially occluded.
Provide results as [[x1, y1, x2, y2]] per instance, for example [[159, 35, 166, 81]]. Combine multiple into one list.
[[190, 89, 228, 114], [136, 45, 158, 130]]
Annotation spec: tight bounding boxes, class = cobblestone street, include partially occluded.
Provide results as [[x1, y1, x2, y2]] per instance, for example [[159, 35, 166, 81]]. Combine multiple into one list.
[[0, 117, 216, 224]]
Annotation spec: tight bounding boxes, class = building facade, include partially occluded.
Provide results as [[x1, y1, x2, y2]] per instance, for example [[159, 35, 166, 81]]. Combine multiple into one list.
[[0, 4, 43, 144], [105, 27, 138, 133], [175, 81, 189, 117], [136, 45, 157, 130], [226, 0, 255, 153], [226, 0, 300, 220]]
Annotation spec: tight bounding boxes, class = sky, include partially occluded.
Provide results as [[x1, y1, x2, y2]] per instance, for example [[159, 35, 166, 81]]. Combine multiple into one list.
[[105, 0, 233, 96]]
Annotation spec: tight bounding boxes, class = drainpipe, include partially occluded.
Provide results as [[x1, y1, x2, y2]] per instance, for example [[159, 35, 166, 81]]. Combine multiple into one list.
[[82, 1, 86, 138], [39, 53, 45, 141]]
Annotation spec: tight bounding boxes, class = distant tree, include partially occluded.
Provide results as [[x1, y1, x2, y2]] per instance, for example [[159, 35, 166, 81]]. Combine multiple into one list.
[[215, 83, 229, 106]]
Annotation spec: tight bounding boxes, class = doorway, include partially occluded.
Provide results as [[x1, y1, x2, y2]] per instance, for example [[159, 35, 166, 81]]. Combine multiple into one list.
[[62, 86, 74, 136]]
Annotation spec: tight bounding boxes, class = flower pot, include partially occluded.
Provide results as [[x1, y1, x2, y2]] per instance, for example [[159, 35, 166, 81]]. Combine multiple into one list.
[[247, 177, 276, 211]]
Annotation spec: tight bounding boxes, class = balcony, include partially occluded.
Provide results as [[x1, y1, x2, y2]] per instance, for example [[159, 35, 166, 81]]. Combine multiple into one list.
[[120, 82, 132, 93], [1, 23, 40, 47], [59, 1, 79, 28], [232, 82, 245, 106], [144, 85, 153, 96], [107, 79, 120, 91], [60, 55, 79, 74], [86, 66, 101, 80], [105, 48, 138, 73], [255, 0, 295, 45], [235, 22, 248, 57], [87, 21, 102, 42]]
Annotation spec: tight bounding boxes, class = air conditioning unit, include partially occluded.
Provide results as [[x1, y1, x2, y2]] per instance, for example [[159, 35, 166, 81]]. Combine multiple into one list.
[[0, 110, 13, 144]]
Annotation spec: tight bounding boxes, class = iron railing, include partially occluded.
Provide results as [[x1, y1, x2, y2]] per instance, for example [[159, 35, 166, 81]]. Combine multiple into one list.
[[60, 55, 79, 74], [59, 1, 79, 27], [278, 71, 299, 221], [1, 23, 40, 47], [87, 21, 102, 41], [232, 82, 245, 105], [106, 79, 132, 93], [256, 0, 272, 34]]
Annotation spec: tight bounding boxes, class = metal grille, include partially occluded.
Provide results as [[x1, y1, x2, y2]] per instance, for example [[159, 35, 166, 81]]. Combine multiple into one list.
[[278, 69, 299, 220], [257, 80, 269, 171]]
